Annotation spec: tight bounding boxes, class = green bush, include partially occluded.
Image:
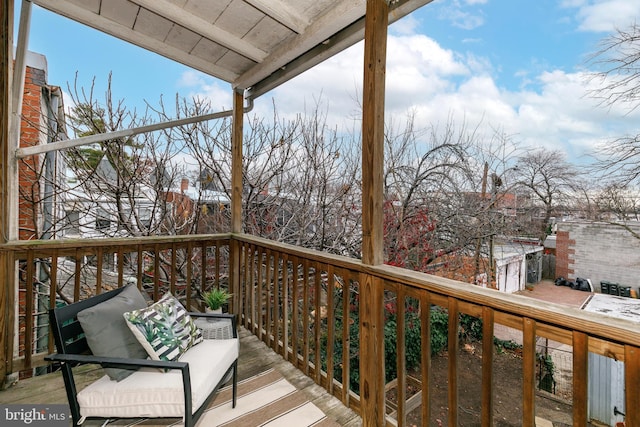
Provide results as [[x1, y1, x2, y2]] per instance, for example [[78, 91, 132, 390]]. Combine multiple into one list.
[[320, 299, 487, 393], [459, 313, 483, 342]]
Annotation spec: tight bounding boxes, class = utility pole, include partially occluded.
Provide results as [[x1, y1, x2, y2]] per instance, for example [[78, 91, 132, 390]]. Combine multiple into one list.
[[473, 162, 489, 285]]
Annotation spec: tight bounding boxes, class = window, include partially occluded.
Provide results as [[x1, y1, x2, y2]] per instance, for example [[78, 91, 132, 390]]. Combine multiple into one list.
[[96, 207, 111, 231], [67, 211, 80, 234], [138, 206, 153, 230]]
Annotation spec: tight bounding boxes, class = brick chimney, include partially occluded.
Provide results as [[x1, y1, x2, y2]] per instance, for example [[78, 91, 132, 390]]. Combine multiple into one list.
[[181, 178, 189, 193]]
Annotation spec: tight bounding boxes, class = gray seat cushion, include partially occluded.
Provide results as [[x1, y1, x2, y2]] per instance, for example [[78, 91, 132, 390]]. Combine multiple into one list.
[[77, 284, 149, 381]]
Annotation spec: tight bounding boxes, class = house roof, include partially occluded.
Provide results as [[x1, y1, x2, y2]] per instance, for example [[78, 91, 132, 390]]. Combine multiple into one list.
[[32, 0, 433, 100]]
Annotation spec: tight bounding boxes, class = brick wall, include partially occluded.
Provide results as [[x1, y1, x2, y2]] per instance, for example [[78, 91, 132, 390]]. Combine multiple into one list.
[[18, 65, 45, 240], [556, 221, 640, 292]]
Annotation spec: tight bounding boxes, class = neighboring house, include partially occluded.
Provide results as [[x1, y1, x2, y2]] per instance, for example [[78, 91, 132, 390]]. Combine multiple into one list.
[[555, 220, 640, 293], [180, 177, 230, 234], [16, 51, 67, 376], [63, 162, 164, 240], [18, 51, 67, 241], [63, 160, 205, 240]]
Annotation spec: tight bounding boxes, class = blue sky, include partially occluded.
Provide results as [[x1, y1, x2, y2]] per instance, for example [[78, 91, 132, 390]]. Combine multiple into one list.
[[15, 0, 640, 162]]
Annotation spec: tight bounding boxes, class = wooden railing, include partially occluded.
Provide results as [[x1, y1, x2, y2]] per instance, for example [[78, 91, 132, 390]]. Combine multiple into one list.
[[4, 233, 640, 426], [234, 234, 640, 427], [2, 234, 231, 373]]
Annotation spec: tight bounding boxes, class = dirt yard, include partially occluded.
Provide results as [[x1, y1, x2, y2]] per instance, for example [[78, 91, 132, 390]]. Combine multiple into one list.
[[388, 345, 578, 426]]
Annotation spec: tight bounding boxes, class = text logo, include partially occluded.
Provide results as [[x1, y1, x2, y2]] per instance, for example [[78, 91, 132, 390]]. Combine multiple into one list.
[[1, 405, 68, 426]]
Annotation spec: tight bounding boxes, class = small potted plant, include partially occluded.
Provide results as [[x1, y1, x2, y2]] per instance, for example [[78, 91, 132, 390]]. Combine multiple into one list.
[[201, 287, 232, 314]]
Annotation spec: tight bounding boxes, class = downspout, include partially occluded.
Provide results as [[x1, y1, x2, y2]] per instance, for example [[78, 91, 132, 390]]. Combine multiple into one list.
[[42, 86, 60, 241], [35, 86, 60, 374]]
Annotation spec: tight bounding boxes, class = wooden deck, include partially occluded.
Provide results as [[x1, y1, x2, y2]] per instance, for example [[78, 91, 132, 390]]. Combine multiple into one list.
[[0, 328, 362, 426]]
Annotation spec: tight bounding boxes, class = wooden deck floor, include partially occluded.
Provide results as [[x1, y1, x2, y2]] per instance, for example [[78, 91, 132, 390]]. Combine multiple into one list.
[[0, 328, 361, 426]]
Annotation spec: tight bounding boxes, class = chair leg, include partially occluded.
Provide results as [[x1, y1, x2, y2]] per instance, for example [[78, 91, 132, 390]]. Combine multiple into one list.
[[232, 360, 238, 408]]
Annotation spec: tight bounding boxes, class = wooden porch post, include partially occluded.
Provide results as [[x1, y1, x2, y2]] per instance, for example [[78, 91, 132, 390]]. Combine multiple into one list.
[[0, 0, 13, 382], [230, 89, 244, 316], [360, 0, 388, 425]]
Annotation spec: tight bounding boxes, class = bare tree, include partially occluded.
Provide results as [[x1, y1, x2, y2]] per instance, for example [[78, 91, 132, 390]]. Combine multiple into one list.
[[595, 183, 640, 221], [587, 23, 640, 186], [383, 115, 474, 269], [516, 148, 578, 239], [587, 23, 640, 111], [61, 75, 193, 240], [381, 114, 526, 285], [181, 97, 362, 255]]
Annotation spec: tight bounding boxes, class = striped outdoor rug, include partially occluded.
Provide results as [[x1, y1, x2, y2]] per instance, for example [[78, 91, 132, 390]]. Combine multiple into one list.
[[95, 368, 339, 426], [194, 368, 339, 427]]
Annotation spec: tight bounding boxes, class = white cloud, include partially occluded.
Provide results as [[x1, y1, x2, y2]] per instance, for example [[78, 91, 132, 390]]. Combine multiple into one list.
[[566, 0, 640, 33], [184, 24, 640, 163], [435, 0, 486, 30], [390, 14, 421, 36], [177, 70, 233, 111]]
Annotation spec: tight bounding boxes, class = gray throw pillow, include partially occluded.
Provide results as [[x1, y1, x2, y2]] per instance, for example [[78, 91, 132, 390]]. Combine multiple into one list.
[[77, 284, 149, 381]]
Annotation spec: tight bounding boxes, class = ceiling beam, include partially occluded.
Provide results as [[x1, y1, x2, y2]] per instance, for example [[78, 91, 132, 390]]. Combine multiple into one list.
[[233, 0, 366, 90], [130, 0, 268, 62], [32, 0, 239, 82], [245, 0, 308, 34], [246, 0, 434, 98]]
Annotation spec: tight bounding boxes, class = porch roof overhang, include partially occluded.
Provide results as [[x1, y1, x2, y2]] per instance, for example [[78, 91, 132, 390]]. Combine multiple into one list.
[[31, 0, 433, 100]]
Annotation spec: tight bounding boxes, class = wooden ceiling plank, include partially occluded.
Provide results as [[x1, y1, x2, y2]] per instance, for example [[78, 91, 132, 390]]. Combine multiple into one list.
[[234, 0, 366, 90], [245, 0, 309, 34], [32, 0, 239, 82], [130, 0, 267, 62]]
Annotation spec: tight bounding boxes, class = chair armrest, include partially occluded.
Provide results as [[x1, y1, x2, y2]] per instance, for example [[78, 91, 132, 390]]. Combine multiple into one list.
[[45, 353, 188, 371]]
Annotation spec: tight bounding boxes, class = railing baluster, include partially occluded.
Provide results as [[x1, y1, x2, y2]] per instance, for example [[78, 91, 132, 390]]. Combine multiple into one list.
[[24, 250, 34, 369], [420, 292, 432, 426], [74, 248, 81, 302], [48, 251, 58, 354], [117, 246, 123, 287], [291, 256, 300, 367], [242, 242, 249, 328], [215, 240, 220, 290], [313, 263, 323, 384], [522, 318, 536, 426], [302, 259, 310, 376], [265, 249, 273, 348], [136, 245, 143, 290], [257, 247, 264, 341], [625, 344, 640, 426], [282, 254, 290, 362], [153, 243, 160, 301], [326, 264, 336, 395], [340, 268, 351, 406], [200, 241, 207, 298], [273, 251, 281, 354], [96, 247, 103, 295], [481, 306, 494, 427], [447, 298, 459, 427], [572, 330, 588, 425], [170, 243, 176, 295], [186, 242, 193, 310], [397, 285, 407, 426]]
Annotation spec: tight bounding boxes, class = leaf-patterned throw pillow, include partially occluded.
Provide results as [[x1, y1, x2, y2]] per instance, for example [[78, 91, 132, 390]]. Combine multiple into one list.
[[123, 292, 203, 362]]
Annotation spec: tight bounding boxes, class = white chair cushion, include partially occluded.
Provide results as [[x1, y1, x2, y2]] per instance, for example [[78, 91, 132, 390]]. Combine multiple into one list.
[[77, 338, 238, 419]]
